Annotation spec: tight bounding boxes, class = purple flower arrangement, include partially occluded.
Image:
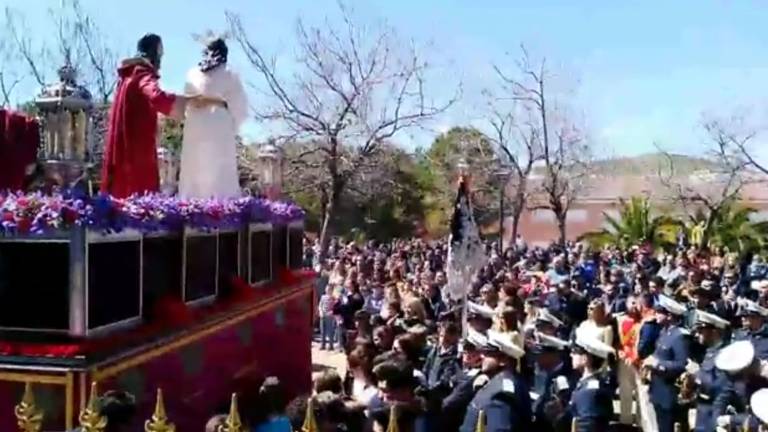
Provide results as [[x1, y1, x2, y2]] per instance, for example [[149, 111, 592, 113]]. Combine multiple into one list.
[[0, 192, 304, 235]]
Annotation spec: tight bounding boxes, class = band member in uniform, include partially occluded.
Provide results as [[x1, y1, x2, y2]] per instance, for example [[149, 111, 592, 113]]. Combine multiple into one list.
[[747, 389, 768, 431], [567, 331, 616, 432], [686, 309, 731, 432], [714, 340, 768, 431], [530, 332, 573, 432], [441, 329, 487, 432], [734, 299, 768, 360], [459, 330, 531, 432], [643, 294, 690, 432]]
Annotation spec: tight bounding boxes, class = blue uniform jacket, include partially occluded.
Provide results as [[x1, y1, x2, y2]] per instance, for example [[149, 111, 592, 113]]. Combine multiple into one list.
[[442, 369, 481, 432], [423, 344, 461, 391], [693, 343, 729, 432], [460, 370, 532, 432], [714, 375, 768, 428], [734, 325, 768, 360], [649, 324, 690, 411], [567, 372, 614, 432], [637, 318, 661, 360]]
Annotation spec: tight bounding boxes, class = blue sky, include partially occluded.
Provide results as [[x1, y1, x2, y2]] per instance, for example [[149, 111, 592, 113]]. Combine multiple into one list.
[[5, 0, 768, 157]]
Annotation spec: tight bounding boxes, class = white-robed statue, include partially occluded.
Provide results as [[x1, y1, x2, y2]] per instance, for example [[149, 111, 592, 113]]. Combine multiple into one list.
[[179, 32, 247, 199]]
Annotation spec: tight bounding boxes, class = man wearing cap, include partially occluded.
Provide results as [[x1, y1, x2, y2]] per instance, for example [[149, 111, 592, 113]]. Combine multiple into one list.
[[441, 330, 488, 432], [567, 332, 616, 432], [459, 331, 532, 432], [643, 294, 690, 432], [530, 332, 574, 432], [713, 340, 768, 431], [687, 310, 731, 432], [422, 320, 461, 401], [734, 299, 768, 360]]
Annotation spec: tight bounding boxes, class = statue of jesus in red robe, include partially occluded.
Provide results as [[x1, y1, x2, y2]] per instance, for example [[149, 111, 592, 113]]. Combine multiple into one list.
[[101, 33, 219, 198]]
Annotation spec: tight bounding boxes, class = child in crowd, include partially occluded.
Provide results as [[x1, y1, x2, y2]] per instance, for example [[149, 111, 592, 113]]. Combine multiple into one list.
[[318, 284, 337, 350]]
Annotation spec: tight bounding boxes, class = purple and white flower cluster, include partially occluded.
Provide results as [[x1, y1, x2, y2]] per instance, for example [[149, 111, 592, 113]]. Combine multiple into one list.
[[0, 192, 304, 235]]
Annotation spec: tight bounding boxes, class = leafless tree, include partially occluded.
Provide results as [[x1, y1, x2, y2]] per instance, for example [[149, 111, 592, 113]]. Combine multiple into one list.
[[2, 1, 118, 106], [657, 118, 756, 248], [491, 46, 590, 245], [228, 3, 458, 262], [481, 85, 542, 244], [0, 37, 23, 108]]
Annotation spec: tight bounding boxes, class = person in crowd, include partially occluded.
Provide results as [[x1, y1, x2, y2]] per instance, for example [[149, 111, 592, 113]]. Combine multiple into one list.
[[714, 340, 768, 430], [643, 294, 690, 432], [616, 294, 642, 426], [318, 284, 337, 351], [459, 331, 531, 431], [566, 332, 616, 432], [333, 277, 365, 352], [252, 377, 291, 432], [422, 319, 461, 397], [734, 299, 768, 360], [685, 310, 731, 432]]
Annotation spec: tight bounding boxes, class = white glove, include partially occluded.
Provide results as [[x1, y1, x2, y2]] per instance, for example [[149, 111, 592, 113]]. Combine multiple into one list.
[[685, 359, 700, 375], [473, 374, 490, 390], [761, 360, 768, 379], [716, 415, 731, 428]]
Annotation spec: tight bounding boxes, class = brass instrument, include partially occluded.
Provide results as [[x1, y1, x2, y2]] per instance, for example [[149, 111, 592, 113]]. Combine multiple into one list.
[[676, 371, 698, 406]]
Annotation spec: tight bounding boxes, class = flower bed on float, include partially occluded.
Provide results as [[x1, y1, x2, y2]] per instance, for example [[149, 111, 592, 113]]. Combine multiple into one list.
[[0, 192, 304, 235]]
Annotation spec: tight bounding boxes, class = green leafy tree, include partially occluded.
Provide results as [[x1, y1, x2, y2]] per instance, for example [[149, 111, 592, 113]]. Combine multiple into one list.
[[580, 196, 681, 249]]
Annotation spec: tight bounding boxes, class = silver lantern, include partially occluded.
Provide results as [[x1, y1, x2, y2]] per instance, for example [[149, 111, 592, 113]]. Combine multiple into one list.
[[34, 62, 94, 189]]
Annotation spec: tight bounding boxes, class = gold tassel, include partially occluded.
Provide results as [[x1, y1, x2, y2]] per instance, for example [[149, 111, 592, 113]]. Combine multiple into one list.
[[386, 404, 399, 432], [475, 409, 487, 432], [145, 389, 175, 432], [301, 397, 318, 432], [79, 382, 108, 432], [216, 393, 243, 432], [15, 383, 43, 432], [571, 417, 576, 432]]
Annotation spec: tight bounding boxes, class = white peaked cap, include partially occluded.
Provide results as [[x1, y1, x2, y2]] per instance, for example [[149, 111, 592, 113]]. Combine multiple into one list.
[[486, 330, 526, 359], [656, 294, 688, 316], [751, 389, 768, 425], [467, 301, 495, 319], [715, 340, 755, 373], [464, 328, 489, 349], [536, 308, 564, 327], [693, 309, 730, 329], [534, 332, 570, 350], [750, 279, 768, 291], [737, 298, 768, 317], [574, 333, 615, 359]]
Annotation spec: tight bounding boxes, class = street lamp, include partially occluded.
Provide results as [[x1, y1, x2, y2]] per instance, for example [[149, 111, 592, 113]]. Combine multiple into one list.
[[493, 165, 512, 254]]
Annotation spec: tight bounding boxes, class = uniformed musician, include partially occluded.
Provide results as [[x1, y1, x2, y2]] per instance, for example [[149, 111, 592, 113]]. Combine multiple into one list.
[[459, 330, 532, 432], [714, 340, 768, 431], [530, 332, 573, 432], [442, 329, 488, 432], [734, 299, 768, 361], [688, 309, 731, 432], [642, 294, 690, 432], [567, 330, 616, 432]]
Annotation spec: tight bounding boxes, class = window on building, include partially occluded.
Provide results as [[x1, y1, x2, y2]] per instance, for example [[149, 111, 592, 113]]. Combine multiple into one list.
[[568, 209, 588, 223], [532, 209, 555, 223]]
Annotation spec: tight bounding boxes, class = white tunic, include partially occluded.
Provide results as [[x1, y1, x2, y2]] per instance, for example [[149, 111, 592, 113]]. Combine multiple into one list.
[[179, 65, 248, 199]]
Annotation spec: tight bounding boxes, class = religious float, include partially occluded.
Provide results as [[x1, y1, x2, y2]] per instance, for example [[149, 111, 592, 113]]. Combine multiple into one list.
[[0, 65, 314, 431]]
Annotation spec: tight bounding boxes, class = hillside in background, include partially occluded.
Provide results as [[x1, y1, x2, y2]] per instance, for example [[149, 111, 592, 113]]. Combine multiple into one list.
[[590, 153, 718, 176]]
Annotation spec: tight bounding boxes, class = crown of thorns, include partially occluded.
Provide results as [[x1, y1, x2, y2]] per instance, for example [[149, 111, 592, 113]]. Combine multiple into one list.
[[192, 30, 230, 45]]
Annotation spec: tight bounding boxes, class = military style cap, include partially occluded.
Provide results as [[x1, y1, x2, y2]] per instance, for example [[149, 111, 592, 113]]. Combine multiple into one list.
[[532, 332, 570, 353], [461, 328, 489, 352], [654, 294, 688, 316], [737, 298, 768, 317], [693, 309, 730, 329], [483, 330, 525, 359], [715, 340, 756, 374], [467, 301, 495, 319], [535, 308, 564, 327], [751, 389, 768, 425], [572, 333, 615, 359]]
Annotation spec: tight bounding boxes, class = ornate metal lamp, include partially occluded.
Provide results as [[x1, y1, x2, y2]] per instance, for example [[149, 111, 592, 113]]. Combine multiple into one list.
[[34, 61, 95, 191], [256, 142, 283, 200]]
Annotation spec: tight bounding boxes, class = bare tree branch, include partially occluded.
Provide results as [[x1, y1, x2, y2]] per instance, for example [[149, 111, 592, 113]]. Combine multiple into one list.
[[227, 3, 457, 261]]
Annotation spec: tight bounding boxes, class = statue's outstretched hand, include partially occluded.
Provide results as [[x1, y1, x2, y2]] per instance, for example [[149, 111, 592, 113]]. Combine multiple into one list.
[[187, 94, 227, 109]]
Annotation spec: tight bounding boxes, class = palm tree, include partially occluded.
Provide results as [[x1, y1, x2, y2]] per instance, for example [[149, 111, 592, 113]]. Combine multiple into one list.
[[692, 201, 768, 254], [580, 196, 681, 249]]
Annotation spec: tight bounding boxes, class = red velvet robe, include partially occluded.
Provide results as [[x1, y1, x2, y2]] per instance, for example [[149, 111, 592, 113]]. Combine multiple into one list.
[[101, 58, 177, 198]]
